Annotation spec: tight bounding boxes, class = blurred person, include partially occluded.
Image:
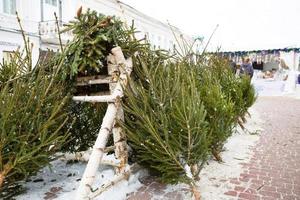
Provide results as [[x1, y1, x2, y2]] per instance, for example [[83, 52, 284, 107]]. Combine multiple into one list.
[[241, 57, 254, 79], [229, 59, 237, 73]]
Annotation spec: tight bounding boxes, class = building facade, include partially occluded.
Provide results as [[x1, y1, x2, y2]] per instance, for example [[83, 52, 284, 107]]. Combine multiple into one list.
[[0, 0, 194, 65]]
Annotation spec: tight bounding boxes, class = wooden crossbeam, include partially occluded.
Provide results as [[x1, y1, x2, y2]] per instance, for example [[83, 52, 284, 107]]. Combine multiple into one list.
[[73, 95, 116, 103], [76, 76, 117, 86], [77, 75, 115, 82]]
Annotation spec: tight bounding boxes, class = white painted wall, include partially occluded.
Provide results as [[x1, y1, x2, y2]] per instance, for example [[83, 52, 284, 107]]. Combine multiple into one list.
[[0, 30, 40, 65], [0, 0, 192, 64], [43, 1, 59, 21]]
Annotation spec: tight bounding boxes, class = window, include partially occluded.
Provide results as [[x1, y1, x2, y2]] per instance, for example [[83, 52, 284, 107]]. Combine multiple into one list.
[[3, 51, 15, 64], [3, 0, 16, 15], [45, 0, 57, 6]]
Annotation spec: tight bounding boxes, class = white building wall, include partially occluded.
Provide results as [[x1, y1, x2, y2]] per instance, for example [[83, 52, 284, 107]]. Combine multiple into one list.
[[0, 0, 193, 64], [43, 3, 59, 21], [0, 0, 40, 65], [0, 31, 40, 64], [76, 0, 192, 50]]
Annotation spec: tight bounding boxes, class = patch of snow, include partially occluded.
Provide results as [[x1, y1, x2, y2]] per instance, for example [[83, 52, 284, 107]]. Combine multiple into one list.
[[184, 164, 193, 179], [16, 153, 143, 200], [197, 107, 263, 200]]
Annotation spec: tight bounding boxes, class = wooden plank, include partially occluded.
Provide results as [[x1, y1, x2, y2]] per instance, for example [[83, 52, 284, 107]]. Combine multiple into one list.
[[73, 95, 115, 103], [77, 75, 107, 82], [75, 91, 111, 97], [76, 76, 117, 86], [89, 91, 111, 96]]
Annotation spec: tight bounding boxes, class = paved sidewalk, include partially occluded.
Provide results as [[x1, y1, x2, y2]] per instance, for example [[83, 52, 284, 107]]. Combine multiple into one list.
[[224, 97, 300, 200], [128, 97, 300, 200]]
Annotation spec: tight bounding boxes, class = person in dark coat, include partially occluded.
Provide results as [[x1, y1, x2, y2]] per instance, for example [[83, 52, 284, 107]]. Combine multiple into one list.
[[229, 59, 237, 74], [241, 58, 254, 78]]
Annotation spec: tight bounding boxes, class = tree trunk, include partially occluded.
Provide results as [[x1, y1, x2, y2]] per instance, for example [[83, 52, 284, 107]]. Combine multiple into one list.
[[212, 148, 223, 162], [0, 164, 12, 189], [112, 105, 128, 174]]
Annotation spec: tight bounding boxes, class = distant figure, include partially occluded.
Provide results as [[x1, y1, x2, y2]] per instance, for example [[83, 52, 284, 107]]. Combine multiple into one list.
[[235, 64, 241, 78], [241, 58, 254, 78], [229, 59, 237, 73]]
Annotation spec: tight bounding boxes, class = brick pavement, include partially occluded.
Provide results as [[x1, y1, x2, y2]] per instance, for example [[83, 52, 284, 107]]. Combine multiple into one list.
[[224, 97, 300, 200]]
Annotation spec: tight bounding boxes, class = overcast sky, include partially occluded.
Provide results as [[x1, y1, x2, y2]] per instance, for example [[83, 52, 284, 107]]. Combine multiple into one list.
[[121, 0, 300, 51]]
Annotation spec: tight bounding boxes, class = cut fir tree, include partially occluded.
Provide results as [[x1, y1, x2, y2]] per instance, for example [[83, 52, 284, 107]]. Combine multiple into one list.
[[0, 49, 70, 199], [56, 8, 145, 153], [122, 50, 210, 198], [60, 8, 145, 79]]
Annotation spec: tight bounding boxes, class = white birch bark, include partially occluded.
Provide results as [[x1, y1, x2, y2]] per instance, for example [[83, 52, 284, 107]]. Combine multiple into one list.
[[112, 106, 128, 174], [72, 95, 116, 103], [108, 49, 129, 174], [76, 47, 132, 199], [76, 103, 117, 199]]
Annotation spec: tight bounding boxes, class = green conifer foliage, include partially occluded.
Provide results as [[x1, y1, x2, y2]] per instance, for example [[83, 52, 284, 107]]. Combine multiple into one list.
[[60, 102, 106, 152], [196, 56, 256, 160], [196, 66, 236, 161], [61, 8, 145, 78], [123, 50, 256, 186], [206, 57, 257, 126], [55, 9, 144, 152], [122, 51, 209, 185], [0, 57, 70, 198]]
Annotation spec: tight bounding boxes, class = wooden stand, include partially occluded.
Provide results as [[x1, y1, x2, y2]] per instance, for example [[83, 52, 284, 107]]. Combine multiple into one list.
[[74, 47, 132, 199]]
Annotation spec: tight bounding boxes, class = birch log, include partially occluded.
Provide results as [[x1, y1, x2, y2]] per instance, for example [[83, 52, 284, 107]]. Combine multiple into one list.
[[76, 103, 117, 199], [73, 95, 116, 103], [112, 105, 128, 174], [76, 47, 132, 200], [88, 163, 141, 199], [89, 170, 130, 199], [107, 52, 129, 175]]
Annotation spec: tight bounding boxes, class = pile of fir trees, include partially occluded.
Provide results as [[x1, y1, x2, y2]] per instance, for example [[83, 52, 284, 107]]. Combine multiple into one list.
[[0, 9, 144, 198], [121, 48, 256, 196], [0, 28, 71, 198], [0, 9, 256, 199]]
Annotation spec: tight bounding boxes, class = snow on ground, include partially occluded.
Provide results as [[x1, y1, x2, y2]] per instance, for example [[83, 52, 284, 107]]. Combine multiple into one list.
[[197, 107, 263, 199], [16, 154, 144, 200]]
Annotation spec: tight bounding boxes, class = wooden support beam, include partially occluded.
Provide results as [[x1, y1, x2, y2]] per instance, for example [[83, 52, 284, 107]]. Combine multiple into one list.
[[76, 77, 117, 86], [73, 95, 116, 103], [104, 146, 115, 153], [101, 159, 121, 167], [112, 107, 128, 174], [88, 170, 130, 199], [88, 164, 141, 199], [76, 103, 117, 200], [77, 75, 114, 82], [76, 47, 132, 200]]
